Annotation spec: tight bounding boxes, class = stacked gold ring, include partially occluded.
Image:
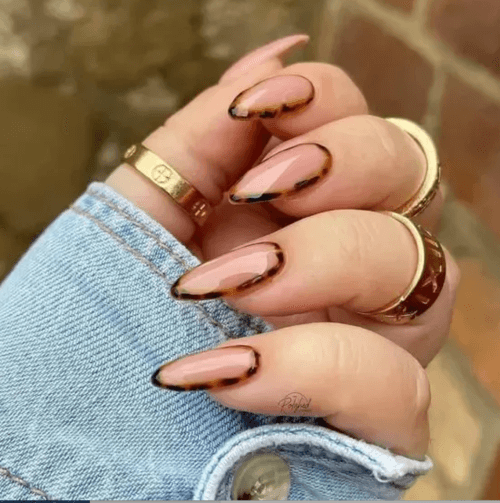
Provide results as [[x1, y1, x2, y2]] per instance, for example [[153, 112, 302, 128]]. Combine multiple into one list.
[[354, 120, 445, 324], [386, 117, 441, 218], [356, 212, 446, 324]]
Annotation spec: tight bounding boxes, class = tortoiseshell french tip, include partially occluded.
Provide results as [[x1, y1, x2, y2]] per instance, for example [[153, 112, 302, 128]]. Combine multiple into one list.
[[151, 367, 210, 392], [151, 346, 260, 392], [151, 367, 163, 388], [169, 242, 285, 301], [227, 74, 315, 121], [228, 143, 332, 204], [170, 281, 224, 301], [229, 192, 280, 204]]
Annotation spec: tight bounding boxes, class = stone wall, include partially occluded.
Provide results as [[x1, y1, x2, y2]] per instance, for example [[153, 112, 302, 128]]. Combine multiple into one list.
[[0, 0, 320, 279], [318, 0, 500, 240]]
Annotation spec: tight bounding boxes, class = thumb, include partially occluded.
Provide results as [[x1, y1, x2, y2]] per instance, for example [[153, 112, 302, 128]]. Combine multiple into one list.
[[106, 36, 309, 244]]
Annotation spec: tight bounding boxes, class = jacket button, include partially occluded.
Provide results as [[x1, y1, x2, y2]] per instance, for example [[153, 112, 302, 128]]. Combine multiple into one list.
[[231, 453, 290, 500]]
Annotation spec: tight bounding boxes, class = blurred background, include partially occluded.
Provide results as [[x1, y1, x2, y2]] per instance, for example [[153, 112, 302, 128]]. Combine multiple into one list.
[[1, 0, 500, 498]]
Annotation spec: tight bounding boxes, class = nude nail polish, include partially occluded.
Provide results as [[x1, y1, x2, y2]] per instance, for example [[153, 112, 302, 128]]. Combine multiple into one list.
[[228, 75, 315, 120], [229, 143, 332, 203], [220, 34, 310, 83], [151, 345, 260, 391], [171, 242, 285, 300]]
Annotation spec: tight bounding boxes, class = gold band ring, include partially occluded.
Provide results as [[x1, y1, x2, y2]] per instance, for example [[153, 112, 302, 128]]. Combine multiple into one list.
[[387, 118, 441, 218], [357, 212, 446, 324], [123, 144, 212, 227]]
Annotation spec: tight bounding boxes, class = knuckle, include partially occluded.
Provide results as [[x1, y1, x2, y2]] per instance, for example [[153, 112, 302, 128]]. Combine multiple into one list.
[[364, 116, 401, 166], [337, 213, 379, 272]]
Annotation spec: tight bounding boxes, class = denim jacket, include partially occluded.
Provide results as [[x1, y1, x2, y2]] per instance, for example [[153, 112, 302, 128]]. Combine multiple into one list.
[[0, 182, 432, 500]]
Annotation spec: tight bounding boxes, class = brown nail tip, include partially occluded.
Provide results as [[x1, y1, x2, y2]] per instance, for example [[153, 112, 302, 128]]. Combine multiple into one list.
[[170, 242, 285, 300], [151, 346, 261, 392], [229, 143, 333, 203], [229, 192, 280, 204], [170, 281, 223, 301], [151, 364, 213, 391], [228, 75, 315, 120]]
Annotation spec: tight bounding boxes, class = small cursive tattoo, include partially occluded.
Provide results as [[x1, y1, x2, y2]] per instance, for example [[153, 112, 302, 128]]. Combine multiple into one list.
[[278, 392, 312, 414]]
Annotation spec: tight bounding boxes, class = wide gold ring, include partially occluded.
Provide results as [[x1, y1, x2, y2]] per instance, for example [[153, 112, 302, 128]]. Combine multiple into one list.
[[387, 118, 441, 218], [122, 144, 212, 226], [356, 212, 446, 324]]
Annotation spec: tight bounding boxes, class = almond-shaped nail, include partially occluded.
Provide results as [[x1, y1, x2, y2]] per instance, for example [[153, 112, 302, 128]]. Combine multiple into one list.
[[220, 34, 310, 84], [171, 242, 285, 300], [228, 75, 315, 120], [151, 345, 260, 391], [229, 143, 332, 204]]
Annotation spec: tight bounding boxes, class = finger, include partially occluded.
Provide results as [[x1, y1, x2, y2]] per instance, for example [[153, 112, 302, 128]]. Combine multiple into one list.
[[228, 116, 427, 219], [152, 323, 430, 459], [219, 34, 309, 84], [170, 210, 441, 320]]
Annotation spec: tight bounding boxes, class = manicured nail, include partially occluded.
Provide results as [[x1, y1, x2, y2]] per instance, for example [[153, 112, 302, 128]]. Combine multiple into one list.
[[229, 143, 332, 204], [228, 75, 315, 120], [151, 345, 260, 391], [220, 34, 310, 83], [171, 242, 285, 300]]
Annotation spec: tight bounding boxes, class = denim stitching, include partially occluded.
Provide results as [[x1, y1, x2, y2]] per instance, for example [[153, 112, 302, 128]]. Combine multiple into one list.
[[0, 466, 54, 500], [84, 188, 266, 334], [70, 205, 237, 341], [194, 304, 241, 340], [86, 188, 193, 270], [257, 429, 379, 464]]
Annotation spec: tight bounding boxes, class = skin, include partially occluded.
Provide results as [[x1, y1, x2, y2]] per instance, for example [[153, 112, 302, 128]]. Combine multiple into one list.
[[106, 35, 460, 460]]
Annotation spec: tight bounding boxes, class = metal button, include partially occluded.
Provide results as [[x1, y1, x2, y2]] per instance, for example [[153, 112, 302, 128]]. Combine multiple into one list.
[[231, 453, 290, 500]]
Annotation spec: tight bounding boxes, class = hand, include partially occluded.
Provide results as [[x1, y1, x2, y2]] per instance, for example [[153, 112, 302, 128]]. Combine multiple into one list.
[[106, 35, 460, 460]]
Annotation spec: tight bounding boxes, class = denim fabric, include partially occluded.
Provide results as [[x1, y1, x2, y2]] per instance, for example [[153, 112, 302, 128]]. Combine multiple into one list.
[[0, 182, 432, 500]]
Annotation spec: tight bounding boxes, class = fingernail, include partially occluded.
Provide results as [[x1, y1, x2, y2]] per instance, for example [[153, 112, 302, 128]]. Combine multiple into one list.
[[151, 345, 260, 391], [228, 75, 315, 120], [220, 34, 310, 83], [229, 143, 332, 204], [171, 242, 285, 300]]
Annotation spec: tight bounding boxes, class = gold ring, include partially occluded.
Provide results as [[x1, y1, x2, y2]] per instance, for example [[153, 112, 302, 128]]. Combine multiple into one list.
[[386, 118, 441, 218], [123, 144, 212, 226], [356, 212, 446, 324]]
